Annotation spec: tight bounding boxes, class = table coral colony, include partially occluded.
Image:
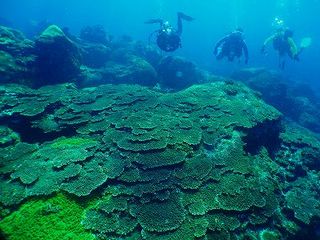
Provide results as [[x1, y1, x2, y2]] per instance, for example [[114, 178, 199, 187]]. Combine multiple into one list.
[[1, 81, 320, 239]]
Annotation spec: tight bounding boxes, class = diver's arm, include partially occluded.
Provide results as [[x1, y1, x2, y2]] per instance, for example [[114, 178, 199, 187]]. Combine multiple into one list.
[[214, 36, 228, 55], [261, 35, 275, 53], [263, 35, 275, 46], [242, 40, 249, 64], [288, 37, 299, 59]]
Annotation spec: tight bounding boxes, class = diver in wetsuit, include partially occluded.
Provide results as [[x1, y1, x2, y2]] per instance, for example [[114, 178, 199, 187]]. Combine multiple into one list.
[[214, 28, 249, 64], [261, 28, 300, 70], [145, 12, 194, 52]]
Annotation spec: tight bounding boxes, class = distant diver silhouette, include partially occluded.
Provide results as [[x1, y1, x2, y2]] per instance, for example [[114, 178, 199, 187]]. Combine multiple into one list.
[[262, 27, 312, 70], [145, 12, 194, 52], [214, 28, 249, 64]]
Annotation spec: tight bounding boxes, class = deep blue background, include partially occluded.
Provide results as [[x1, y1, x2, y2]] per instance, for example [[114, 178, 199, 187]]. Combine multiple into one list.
[[1, 0, 319, 89]]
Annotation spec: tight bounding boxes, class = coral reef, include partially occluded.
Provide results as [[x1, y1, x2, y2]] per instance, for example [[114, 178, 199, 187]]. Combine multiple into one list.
[[1, 25, 320, 240], [1, 80, 319, 239]]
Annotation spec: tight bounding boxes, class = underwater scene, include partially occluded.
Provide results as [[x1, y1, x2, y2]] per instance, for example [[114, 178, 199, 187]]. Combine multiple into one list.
[[0, 0, 320, 239]]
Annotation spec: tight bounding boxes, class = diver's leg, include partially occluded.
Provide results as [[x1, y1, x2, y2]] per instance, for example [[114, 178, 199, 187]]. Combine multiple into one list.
[[178, 12, 195, 21], [278, 55, 285, 69], [177, 12, 194, 35], [177, 14, 183, 36]]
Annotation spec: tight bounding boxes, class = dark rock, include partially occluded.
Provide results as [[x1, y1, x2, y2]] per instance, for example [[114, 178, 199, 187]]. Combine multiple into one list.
[[80, 25, 110, 45], [79, 42, 111, 68], [34, 25, 81, 86], [232, 68, 320, 133], [104, 56, 157, 86], [157, 56, 203, 90], [132, 42, 162, 68]]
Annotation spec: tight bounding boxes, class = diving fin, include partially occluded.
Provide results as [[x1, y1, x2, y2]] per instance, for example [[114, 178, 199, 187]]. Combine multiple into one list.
[[300, 37, 312, 49], [296, 37, 312, 57], [177, 12, 195, 21], [145, 19, 163, 24]]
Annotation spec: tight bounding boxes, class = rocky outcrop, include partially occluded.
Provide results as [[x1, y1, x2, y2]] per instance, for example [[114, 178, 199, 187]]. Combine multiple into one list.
[[0, 26, 35, 84], [34, 25, 81, 86], [157, 56, 207, 90], [232, 68, 320, 133], [0, 25, 217, 91], [79, 42, 111, 68]]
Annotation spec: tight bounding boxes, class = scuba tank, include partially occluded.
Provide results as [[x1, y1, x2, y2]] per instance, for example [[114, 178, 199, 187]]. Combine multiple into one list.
[[156, 30, 181, 52]]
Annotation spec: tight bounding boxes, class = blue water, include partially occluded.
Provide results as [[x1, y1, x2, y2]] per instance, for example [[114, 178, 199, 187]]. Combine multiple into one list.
[[1, 0, 319, 89]]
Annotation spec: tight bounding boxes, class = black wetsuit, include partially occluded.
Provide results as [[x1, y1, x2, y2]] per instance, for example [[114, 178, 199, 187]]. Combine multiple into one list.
[[147, 12, 193, 52], [214, 32, 249, 63]]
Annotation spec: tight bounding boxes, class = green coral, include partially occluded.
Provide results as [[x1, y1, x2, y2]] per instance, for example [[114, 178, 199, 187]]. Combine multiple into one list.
[[26, 163, 82, 197], [0, 178, 26, 206], [285, 188, 320, 224], [0, 193, 95, 240], [133, 147, 187, 169], [207, 213, 241, 231], [61, 161, 107, 197], [0, 126, 19, 147], [136, 195, 186, 232], [259, 230, 280, 240], [51, 137, 97, 149], [141, 217, 201, 240], [98, 196, 128, 214], [217, 188, 266, 211], [83, 209, 137, 235], [1, 81, 317, 240]]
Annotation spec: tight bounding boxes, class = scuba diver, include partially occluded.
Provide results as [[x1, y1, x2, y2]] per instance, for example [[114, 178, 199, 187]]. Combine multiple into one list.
[[145, 12, 194, 52], [261, 19, 312, 69], [214, 28, 249, 64], [261, 28, 300, 69]]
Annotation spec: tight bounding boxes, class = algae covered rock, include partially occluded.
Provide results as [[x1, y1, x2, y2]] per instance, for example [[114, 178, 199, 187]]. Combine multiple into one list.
[[34, 25, 81, 86], [0, 51, 21, 82], [0, 26, 34, 56], [102, 55, 157, 86]]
